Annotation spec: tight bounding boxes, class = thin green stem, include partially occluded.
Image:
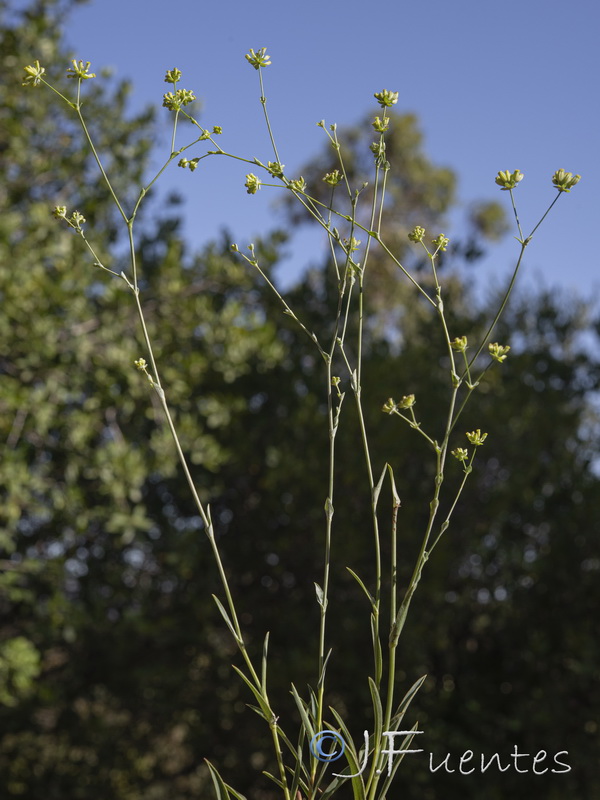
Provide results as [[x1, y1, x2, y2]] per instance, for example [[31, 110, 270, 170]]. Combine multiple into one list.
[[75, 103, 128, 224], [509, 188, 524, 242], [258, 67, 280, 163]]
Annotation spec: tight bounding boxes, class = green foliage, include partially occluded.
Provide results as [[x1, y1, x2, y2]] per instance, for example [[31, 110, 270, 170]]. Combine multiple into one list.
[[0, 637, 41, 706]]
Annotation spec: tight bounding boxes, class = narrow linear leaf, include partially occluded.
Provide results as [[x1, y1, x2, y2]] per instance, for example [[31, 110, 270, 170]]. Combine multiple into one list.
[[261, 631, 270, 694], [368, 676, 383, 745], [317, 648, 332, 690], [211, 594, 242, 644], [325, 709, 367, 799], [290, 684, 315, 741], [386, 463, 401, 507], [205, 760, 229, 800], [372, 462, 387, 508], [390, 674, 427, 729], [231, 664, 271, 720], [262, 770, 284, 789], [346, 567, 375, 607], [314, 581, 325, 608]]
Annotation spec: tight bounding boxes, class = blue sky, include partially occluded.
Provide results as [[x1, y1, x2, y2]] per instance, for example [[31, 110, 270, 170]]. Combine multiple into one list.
[[62, 0, 597, 301]]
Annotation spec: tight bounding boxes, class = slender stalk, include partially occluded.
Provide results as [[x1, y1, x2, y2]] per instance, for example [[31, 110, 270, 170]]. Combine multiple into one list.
[[258, 67, 281, 164]]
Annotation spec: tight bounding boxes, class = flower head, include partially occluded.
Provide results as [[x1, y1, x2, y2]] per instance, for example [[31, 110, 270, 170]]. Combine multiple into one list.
[[552, 169, 581, 193], [164, 68, 182, 84], [162, 89, 196, 111], [488, 342, 510, 363], [398, 394, 416, 409], [343, 237, 361, 254], [374, 89, 399, 108], [466, 429, 488, 446], [372, 116, 390, 133], [267, 161, 285, 178], [245, 48, 271, 69], [408, 225, 425, 243], [382, 398, 397, 414], [432, 233, 450, 252], [323, 169, 342, 186], [289, 177, 307, 192], [451, 447, 469, 462], [495, 169, 524, 190], [66, 59, 96, 80], [451, 336, 468, 352], [22, 60, 46, 86], [178, 157, 200, 172], [245, 173, 262, 194], [69, 211, 86, 230]]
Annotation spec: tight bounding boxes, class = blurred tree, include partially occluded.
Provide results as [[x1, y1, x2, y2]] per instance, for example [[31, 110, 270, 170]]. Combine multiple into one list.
[[1, 2, 598, 799]]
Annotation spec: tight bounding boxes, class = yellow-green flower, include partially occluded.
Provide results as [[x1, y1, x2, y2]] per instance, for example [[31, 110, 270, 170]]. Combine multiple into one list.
[[408, 225, 425, 243], [488, 342, 510, 362], [66, 59, 96, 80], [495, 169, 523, 190], [245, 174, 262, 194], [432, 234, 449, 252], [451, 336, 468, 352], [552, 169, 581, 193], [267, 161, 285, 178], [22, 60, 45, 87], [323, 170, 342, 186], [374, 89, 398, 108], [372, 116, 390, 133], [164, 68, 182, 84], [289, 177, 307, 192], [451, 447, 469, 462], [162, 89, 196, 111], [398, 394, 415, 409], [382, 398, 397, 414], [466, 429, 487, 446], [245, 48, 271, 69]]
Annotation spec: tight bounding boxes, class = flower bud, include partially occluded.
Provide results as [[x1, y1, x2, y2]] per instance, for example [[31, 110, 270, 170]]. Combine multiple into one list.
[[432, 234, 449, 252], [164, 68, 182, 84], [408, 226, 425, 243]]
